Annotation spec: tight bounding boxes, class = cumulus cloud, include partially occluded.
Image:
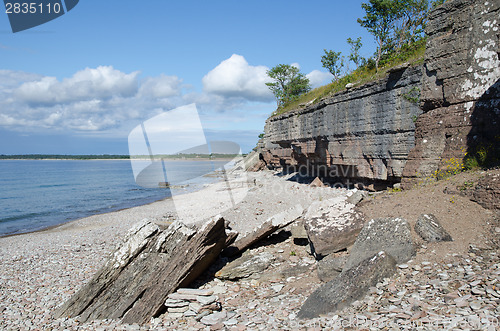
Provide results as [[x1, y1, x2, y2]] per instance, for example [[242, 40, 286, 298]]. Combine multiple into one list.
[[138, 74, 182, 98], [307, 70, 333, 88], [0, 68, 182, 133], [14, 66, 140, 105], [202, 54, 273, 102]]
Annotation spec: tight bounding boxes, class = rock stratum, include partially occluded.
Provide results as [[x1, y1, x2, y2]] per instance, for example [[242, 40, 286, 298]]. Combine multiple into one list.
[[259, 0, 499, 189]]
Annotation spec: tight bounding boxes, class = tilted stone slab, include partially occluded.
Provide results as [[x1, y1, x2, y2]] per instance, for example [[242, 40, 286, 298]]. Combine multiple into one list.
[[56, 216, 227, 325], [215, 251, 276, 280], [415, 214, 452, 242], [344, 217, 415, 271], [224, 204, 303, 256], [304, 197, 365, 259], [298, 251, 397, 319]]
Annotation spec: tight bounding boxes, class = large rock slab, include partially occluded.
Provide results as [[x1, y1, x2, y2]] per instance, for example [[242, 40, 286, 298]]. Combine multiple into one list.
[[56, 216, 227, 325], [344, 217, 415, 271], [304, 197, 365, 259], [224, 204, 303, 256], [215, 251, 276, 280], [415, 214, 452, 242], [298, 251, 397, 319]]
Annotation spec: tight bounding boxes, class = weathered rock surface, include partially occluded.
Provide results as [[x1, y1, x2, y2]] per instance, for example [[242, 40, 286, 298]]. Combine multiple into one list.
[[224, 204, 303, 256], [304, 197, 365, 258], [261, 64, 422, 184], [56, 216, 227, 324], [317, 255, 348, 282], [344, 217, 415, 271], [403, 0, 500, 187], [290, 219, 308, 240], [415, 214, 452, 242], [467, 170, 500, 210], [298, 251, 397, 319], [215, 251, 276, 280], [346, 190, 366, 206]]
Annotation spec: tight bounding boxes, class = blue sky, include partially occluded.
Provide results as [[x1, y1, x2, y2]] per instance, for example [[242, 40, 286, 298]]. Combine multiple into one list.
[[0, 1, 375, 154]]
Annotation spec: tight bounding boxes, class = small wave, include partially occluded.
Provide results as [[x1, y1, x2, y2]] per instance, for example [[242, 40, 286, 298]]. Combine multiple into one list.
[[38, 184, 70, 188], [0, 211, 51, 224]]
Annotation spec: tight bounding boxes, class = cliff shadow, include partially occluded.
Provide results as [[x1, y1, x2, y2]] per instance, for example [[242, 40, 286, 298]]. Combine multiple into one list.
[[465, 78, 500, 168]]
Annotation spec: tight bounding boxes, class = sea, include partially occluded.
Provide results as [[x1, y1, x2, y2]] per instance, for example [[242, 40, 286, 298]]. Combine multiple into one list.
[[0, 159, 228, 236]]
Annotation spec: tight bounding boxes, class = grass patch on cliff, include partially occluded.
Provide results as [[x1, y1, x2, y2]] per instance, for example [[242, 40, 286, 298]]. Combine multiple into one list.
[[272, 40, 426, 117]]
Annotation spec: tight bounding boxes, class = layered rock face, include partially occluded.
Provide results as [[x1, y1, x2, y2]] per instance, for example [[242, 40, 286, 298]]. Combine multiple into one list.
[[402, 0, 500, 187], [260, 0, 499, 189], [262, 65, 423, 188]]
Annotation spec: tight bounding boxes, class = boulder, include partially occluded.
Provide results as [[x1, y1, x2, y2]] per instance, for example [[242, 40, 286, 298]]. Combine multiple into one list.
[[298, 251, 397, 319], [344, 217, 415, 271], [224, 204, 303, 256], [415, 214, 452, 242], [56, 216, 227, 325], [346, 190, 366, 206], [304, 197, 365, 259], [317, 255, 348, 282], [215, 251, 276, 280]]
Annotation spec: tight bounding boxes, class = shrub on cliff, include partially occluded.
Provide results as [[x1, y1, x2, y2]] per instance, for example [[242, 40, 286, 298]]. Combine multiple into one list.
[[266, 64, 311, 108]]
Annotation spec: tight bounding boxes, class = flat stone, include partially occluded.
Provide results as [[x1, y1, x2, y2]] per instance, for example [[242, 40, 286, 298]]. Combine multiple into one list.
[[168, 293, 198, 301], [167, 306, 189, 313], [164, 299, 189, 308], [177, 288, 214, 296], [200, 311, 227, 326], [215, 251, 276, 280], [196, 295, 217, 306]]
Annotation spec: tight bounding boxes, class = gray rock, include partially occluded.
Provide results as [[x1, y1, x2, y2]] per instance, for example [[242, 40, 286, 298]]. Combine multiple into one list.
[[290, 219, 307, 240], [346, 190, 365, 206], [196, 295, 217, 306], [225, 204, 303, 256], [215, 251, 276, 280], [56, 216, 227, 325], [415, 214, 452, 242], [298, 251, 397, 319], [317, 255, 348, 282], [344, 217, 415, 271], [304, 197, 365, 258]]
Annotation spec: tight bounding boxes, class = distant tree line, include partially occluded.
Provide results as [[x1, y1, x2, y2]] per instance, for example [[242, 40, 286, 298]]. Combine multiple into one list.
[[0, 154, 130, 160]]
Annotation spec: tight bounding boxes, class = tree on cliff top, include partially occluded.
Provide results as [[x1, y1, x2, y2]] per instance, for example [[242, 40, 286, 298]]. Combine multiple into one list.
[[358, 0, 429, 71], [266, 64, 311, 108]]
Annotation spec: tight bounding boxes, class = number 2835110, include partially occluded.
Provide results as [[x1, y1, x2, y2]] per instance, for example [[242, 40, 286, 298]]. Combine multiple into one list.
[[5, 2, 62, 14]]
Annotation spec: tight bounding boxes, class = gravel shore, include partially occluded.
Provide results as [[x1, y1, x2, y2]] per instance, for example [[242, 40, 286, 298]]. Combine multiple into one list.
[[0, 169, 498, 330]]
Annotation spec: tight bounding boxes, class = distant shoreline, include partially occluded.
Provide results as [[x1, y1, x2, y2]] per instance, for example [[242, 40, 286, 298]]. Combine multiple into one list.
[[0, 155, 243, 161]]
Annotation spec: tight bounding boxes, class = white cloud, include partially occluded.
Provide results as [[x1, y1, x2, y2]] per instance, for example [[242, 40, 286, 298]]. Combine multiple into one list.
[[202, 54, 273, 102], [307, 70, 333, 88], [138, 74, 182, 98], [14, 66, 140, 105]]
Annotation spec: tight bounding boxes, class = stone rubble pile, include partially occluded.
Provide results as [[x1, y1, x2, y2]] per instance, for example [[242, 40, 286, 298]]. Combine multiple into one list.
[[164, 288, 221, 320]]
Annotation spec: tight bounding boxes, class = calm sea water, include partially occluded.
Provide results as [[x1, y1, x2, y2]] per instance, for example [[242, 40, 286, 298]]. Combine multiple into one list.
[[0, 160, 227, 236]]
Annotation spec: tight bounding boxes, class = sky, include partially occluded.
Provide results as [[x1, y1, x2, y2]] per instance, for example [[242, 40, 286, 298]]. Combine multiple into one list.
[[0, 0, 376, 154]]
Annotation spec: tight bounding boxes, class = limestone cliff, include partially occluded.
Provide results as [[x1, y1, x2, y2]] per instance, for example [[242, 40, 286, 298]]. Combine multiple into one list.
[[402, 0, 500, 187], [259, 0, 499, 189]]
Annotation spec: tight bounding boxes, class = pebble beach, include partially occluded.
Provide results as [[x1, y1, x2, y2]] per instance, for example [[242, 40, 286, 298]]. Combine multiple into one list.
[[0, 169, 499, 330]]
